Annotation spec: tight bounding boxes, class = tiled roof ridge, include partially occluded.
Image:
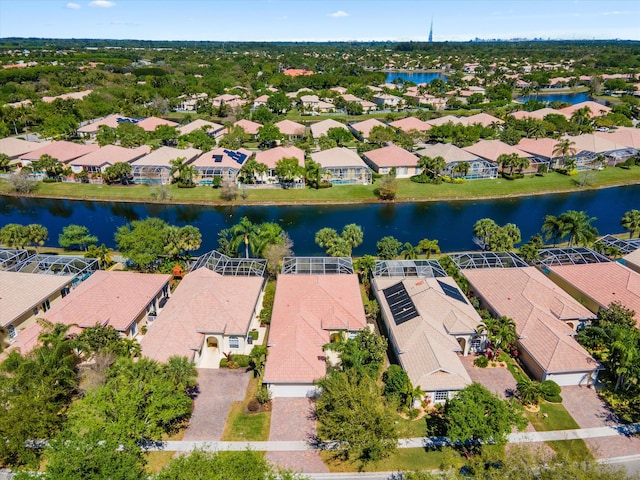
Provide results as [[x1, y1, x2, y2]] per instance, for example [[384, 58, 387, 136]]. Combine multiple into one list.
[[314, 276, 360, 331]]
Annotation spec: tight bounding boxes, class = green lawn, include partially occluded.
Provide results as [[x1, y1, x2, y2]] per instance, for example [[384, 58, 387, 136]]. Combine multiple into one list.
[[320, 447, 465, 473], [395, 415, 429, 439], [221, 377, 271, 441], [3, 166, 639, 206], [525, 401, 593, 461]]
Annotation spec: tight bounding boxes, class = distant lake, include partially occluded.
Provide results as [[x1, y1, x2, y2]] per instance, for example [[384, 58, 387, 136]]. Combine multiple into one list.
[[385, 71, 447, 84], [517, 91, 595, 105], [1, 185, 638, 257]]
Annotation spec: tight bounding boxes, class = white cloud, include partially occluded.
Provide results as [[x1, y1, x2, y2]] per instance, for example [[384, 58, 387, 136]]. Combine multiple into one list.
[[66, 2, 81, 9], [89, 0, 115, 7], [328, 10, 349, 18]]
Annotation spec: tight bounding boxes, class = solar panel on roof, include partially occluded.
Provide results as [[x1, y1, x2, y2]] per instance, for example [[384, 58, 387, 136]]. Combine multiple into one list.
[[213, 155, 223, 163], [437, 279, 467, 304], [383, 281, 419, 325]]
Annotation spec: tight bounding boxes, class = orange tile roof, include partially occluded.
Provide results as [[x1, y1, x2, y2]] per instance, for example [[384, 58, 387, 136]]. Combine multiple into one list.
[[234, 119, 262, 135], [69, 145, 150, 168], [517, 138, 561, 159], [141, 268, 264, 363], [43, 270, 170, 332], [558, 101, 611, 118], [274, 119, 306, 136], [19, 141, 99, 163], [350, 118, 387, 139], [548, 263, 640, 327], [463, 140, 531, 163], [0, 137, 50, 159], [263, 273, 367, 385], [594, 127, 640, 149], [389, 116, 432, 133], [255, 146, 305, 169], [136, 117, 178, 132], [77, 114, 133, 134]]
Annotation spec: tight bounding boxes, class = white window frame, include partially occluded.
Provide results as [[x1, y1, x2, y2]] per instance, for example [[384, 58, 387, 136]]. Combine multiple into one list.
[[229, 336, 239, 349], [7, 324, 17, 340], [434, 390, 448, 402], [129, 322, 138, 338]]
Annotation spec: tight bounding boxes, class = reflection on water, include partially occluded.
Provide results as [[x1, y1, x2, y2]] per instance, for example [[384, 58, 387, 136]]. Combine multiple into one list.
[[1, 184, 638, 256]]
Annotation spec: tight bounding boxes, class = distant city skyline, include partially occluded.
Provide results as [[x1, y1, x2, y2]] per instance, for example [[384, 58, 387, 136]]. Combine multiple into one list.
[[1, 0, 639, 42]]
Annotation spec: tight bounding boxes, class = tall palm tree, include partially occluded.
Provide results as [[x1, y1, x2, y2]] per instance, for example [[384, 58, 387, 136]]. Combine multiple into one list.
[[552, 138, 577, 170], [479, 316, 517, 357], [541, 214, 565, 247], [401, 242, 419, 260], [229, 216, 259, 258], [417, 238, 440, 259], [621, 209, 640, 239], [558, 210, 598, 247], [473, 218, 498, 249], [169, 157, 187, 183]]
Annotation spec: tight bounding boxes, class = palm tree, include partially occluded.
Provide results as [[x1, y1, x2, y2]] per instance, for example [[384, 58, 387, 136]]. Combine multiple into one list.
[[417, 238, 440, 258], [516, 379, 543, 406], [418, 155, 446, 180], [401, 242, 419, 260], [473, 218, 498, 249], [571, 106, 592, 127], [558, 210, 598, 247], [341, 224, 364, 254], [552, 138, 577, 170], [541, 214, 565, 247], [0, 153, 14, 173], [621, 210, 640, 239], [479, 316, 517, 358], [229, 216, 259, 258], [169, 157, 189, 183]]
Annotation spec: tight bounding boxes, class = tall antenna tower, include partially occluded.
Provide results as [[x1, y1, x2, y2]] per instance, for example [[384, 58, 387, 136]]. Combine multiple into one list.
[[429, 18, 433, 42]]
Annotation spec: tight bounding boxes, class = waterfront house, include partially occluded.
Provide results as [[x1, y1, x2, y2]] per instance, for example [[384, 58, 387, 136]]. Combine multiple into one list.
[[69, 145, 150, 174], [131, 146, 201, 184], [414, 143, 498, 180], [19, 141, 99, 166], [372, 260, 484, 404], [191, 148, 253, 184], [309, 147, 372, 185], [254, 146, 305, 186], [141, 252, 266, 368], [362, 144, 419, 177], [0, 137, 50, 162], [263, 257, 367, 397], [463, 140, 542, 174]]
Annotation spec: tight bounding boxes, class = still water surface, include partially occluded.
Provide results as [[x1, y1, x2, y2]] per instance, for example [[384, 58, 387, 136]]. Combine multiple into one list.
[[1, 185, 638, 256]]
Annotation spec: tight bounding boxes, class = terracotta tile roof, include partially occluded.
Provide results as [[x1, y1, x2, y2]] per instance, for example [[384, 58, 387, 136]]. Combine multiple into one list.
[[192, 148, 252, 169], [69, 145, 150, 168], [141, 268, 264, 363], [463, 267, 598, 374], [177, 119, 225, 136], [624, 248, 640, 271], [463, 140, 531, 163], [274, 119, 306, 136], [558, 101, 611, 118], [4, 321, 43, 355], [263, 273, 367, 385], [19, 141, 99, 164], [561, 133, 628, 154], [465, 113, 504, 127], [414, 143, 479, 164], [0, 137, 50, 159], [349, 118, 386, 139], [310, 147, 368, 169], [517, 138, 561, 160], [0, 271, 73, 328], [363, 144, 418, 168], [136, 117, 178, 132], [43, 271, 170, 332], [77, 114, 133, 134], [548, 263, 640, 327], [426, 115, 467, 127], [132, 146, 201, 167], [594, 127, 640, 149], [255, 146, 305, 169], [389, 116, 432, 133], [373, 276, 478, 391], [510, 108, 566, 121], [310, 119, 348, 138], [234, 119, 262, 135]]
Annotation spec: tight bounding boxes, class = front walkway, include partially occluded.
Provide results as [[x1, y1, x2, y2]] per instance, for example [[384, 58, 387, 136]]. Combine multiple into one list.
[[182, 369, 250, 441], [459, 353, 517, 399], [561, 385, 640, 459], [265, 397, 329, 474]]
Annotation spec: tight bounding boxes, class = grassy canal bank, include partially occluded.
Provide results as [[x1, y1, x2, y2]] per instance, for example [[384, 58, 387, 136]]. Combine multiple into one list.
[[1, 167, 639, 207]]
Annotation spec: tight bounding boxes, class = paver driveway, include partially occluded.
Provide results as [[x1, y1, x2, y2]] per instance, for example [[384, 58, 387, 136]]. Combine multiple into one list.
[[459, 353, 517, 399], [183, 369, 250, 441], [266, 397, 329, 474]]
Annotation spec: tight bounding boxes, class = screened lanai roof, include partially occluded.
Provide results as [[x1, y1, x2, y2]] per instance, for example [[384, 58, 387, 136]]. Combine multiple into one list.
[[281, 257, 354, 275], [450, 251, 529, 270], [537, 247, 611, 267], [595, 235, 640, 255], [0, 249, 29, 270], [190, 249, 266, 277], [373, 259, 447, 278], [6, 254, 99, 278]]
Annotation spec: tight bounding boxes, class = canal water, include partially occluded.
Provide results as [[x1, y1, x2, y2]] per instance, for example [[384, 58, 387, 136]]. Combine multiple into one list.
[[517, 91, 594, 105], [1, 185, 638, 256]]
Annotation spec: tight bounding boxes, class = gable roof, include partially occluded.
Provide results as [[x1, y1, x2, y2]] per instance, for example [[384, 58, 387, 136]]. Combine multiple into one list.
[[310, 119, 348, 138], [141, 268, 264, 362], [561, 133, 628, 154], [263, 273, 367, 385], [414, 143, 479, 164], [0, 271, 74, 328], [255, 146, 305, 169], [349, 118, 386, 139], [373, 276, 478, 391], [517, 138, 561, 160], [177, 119, 225, 136], [463, 140, 531, 163], [19, 141, 99, 163], [389, 116, 432, 133], [275, 119, 306, 136], [69, 145, 150, 168], [134, 117, 178, 132], [547, 262, 640, 327], [132, 146, 202, 167], [363, 144, 418, 168], [310, 147, 368, 168], [463, 267, 598, 374], [0, 137, 50, 159], [234, 119, 263, 135], [43, 270, 170, 332]]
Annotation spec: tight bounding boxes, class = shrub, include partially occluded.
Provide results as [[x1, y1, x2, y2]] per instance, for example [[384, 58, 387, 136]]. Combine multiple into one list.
[[231, 354, 251, 368], [408, 408, 420, 420], [474, 356, 489, 368], [176, 181, 196, 188], [211, 176, 222, 188], [247, 398, 260, 412], [255, 384, 272, 405], [540, 380, 562, 402], [219, 358, 228, 368], [318, 182, 333, 189], [545, 394, 563, 403], [249, 330, 259, 341]]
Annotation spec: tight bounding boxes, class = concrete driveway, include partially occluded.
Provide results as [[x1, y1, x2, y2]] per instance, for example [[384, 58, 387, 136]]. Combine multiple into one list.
[[183, 368, 250, 441]]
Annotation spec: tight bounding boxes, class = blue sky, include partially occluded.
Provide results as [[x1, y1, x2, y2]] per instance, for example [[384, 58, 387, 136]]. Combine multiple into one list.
[[1, 0, 639, 42]]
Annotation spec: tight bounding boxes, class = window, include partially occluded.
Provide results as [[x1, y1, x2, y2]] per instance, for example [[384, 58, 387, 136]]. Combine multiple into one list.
[[41, 299, 50, 312], [470, 338, 482, 352], [434, 391, 448, 402], [229, 336, 239, 349], [7, 325, 17, 340], [129, 322, 138, 338], [33, 307, 39, 316]]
